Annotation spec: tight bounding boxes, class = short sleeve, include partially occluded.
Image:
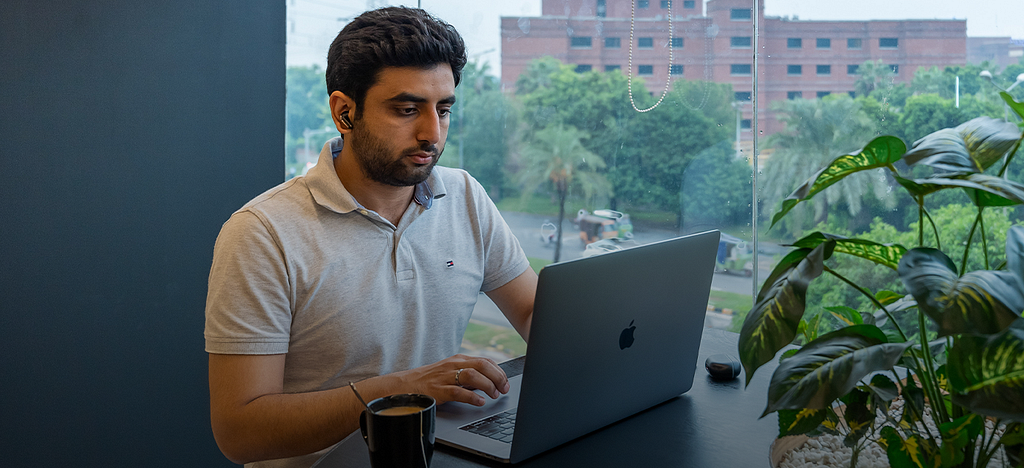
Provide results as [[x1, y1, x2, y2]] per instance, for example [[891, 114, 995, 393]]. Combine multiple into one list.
[[204, 210, 293, 355], [468, 178, 530, 292]]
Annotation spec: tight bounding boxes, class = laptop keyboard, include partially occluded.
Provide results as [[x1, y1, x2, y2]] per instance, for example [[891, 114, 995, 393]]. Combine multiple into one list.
[[459, 408, 517, 443]]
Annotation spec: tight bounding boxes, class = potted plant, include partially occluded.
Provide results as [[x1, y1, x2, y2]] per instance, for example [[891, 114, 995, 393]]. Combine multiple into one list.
[[739, 90, 1024, 468]]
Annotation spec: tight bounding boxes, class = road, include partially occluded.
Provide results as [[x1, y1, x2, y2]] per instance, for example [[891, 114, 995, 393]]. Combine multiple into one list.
[[469, 210, 785, 331]]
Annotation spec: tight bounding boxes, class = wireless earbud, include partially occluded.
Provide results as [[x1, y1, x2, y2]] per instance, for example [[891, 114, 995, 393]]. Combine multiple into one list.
[[340, 111, 354, 129]]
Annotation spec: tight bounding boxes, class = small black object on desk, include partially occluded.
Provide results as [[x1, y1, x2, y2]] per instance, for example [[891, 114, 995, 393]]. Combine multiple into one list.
[[704, 353, 741, 380]]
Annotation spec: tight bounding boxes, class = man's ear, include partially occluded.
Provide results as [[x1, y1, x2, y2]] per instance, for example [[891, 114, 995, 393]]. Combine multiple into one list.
[[329, 91, 356, 135]]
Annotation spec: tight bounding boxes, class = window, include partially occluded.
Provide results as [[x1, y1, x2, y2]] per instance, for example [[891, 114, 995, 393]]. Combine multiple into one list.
[[604, 64, 621, 71], [597, 0, 606, 17], [730, 8, 752, 20], [683, 0, 695, 8], [575, 64, 592, 73], [638, 37, 654, 49], [787, 91, 803, 100], [671, 37, 683, 48], [637, 0, 649, 8], [731, 36, 752, 48], [660, 0, 671, 8], [847, 38, 862, 49], [817, 91, 831, 98], [879, 37, 898, 49], [787, 38, 802, 49], [735, 91, 751, 101], [730, 64, 752, 75], [741, 119, 752, 130], [816, 65, 831, 75], [816, 38, 830, 49], [787, 64, 802, 75], [847, 64, 860, 75], [570, 36, 592, 49], [670, 64, 684, 75], [890, 64, 899, 74], [638, 65, 654, 75], [605, 37, 621, 48]]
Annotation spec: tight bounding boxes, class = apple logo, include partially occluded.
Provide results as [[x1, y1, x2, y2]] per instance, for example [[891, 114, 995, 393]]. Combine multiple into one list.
[[619, 320, 636, 350]]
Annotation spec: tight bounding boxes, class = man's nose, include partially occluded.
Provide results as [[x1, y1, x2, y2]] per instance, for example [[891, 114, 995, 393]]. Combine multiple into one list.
[[416, 111, 442, 145]]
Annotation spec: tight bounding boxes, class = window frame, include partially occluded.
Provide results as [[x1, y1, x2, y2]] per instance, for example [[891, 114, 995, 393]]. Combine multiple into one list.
[[787, 38, 802, 49], [570, 36, 593, 49]]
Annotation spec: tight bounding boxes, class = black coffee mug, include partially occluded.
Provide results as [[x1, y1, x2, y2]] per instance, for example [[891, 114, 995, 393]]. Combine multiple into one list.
[[359, 393, 436, 468]]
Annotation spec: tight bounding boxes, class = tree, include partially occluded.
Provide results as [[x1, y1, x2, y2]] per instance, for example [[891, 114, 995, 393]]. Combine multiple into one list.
[[853, 59, 896, 97], [444, 61, 518, 200], [517, 124, 611, 262], [680, 140, 753, 231], [761, 94, 892, 238], [286, 65, 334, 170]]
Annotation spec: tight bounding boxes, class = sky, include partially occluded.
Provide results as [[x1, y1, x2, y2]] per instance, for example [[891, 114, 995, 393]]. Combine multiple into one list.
[[287, 0, 1024, 74]]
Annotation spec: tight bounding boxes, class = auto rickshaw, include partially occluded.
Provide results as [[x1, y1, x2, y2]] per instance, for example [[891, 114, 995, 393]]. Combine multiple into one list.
[[715, 233, 754, 277], [575, 209, 633, 245]]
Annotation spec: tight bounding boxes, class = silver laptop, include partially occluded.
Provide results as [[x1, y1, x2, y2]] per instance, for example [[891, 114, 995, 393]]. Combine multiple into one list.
[[435, 230, 720, 463]]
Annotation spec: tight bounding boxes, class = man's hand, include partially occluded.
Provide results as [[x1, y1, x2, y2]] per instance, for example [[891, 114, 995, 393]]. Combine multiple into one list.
[[392, 354, 511, 406]]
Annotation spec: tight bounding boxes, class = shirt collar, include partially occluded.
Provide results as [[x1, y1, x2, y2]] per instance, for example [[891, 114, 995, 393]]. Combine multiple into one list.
[[305, 137, 446, 214]]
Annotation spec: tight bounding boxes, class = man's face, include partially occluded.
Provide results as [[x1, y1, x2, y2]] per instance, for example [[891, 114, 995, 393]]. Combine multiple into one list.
[[347, 65, 456, 186]]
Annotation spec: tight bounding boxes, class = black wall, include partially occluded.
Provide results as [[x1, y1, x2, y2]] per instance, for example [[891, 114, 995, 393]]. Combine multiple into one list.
[[1, 2, 284, 466]]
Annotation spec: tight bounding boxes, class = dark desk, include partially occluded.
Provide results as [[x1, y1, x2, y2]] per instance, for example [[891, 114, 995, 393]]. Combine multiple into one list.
[[314, 328, 781, 467]]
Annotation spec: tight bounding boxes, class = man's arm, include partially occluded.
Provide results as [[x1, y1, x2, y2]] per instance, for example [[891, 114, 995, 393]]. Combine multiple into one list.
[[486, 267, 538, 342], [210, 353, 512, 464]]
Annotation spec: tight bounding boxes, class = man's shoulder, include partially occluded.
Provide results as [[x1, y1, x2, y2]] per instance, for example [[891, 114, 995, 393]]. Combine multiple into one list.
[[236, 176, 311, 217], [432, 165, 484, 197]]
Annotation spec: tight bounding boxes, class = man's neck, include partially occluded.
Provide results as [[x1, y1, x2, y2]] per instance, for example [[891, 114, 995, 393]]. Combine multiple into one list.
[[333, 147, 414, 226]]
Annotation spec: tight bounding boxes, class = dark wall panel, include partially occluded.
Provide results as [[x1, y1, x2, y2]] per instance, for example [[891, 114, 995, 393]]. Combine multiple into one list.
[[0, 1, 284, 466]]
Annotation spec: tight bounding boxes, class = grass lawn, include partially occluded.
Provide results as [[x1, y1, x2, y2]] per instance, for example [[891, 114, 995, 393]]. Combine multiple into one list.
[[707, 289, 753, 313], [462, 321, 527, 359]]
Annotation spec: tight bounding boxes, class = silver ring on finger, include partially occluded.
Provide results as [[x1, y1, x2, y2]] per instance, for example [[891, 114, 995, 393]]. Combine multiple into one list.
[[455, 368, 465, 387]]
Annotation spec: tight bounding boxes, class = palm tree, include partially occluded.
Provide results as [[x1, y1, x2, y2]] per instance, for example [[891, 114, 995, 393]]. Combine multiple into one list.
[[853, 59, 896, 97], [518, 124, 611, 262], [761, 95, 893, 238]]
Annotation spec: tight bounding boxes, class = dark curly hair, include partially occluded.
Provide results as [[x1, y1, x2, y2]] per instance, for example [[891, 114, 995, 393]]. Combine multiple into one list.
[[326, 7, 467, 118]]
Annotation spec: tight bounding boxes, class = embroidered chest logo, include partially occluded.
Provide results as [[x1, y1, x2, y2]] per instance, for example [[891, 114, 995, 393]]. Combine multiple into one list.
[[446, 260, 455, 268]]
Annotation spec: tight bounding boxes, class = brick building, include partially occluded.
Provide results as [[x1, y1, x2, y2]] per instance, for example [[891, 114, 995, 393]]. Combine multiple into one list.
[[500, 0, 968, 149]]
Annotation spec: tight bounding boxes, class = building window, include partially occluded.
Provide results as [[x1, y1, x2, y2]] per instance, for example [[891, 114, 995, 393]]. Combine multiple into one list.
[[605, 37, 621, 48], [730, 64, 752, 75], [741, 119, 752, 130], [671, 37, 683, 48], [879, 37, 898, 49], [847, 38, 862, 49], [570, 37, 592, 49], [787, 38, 802, 49], [597, 0, 606, 17], [638, 65, 654, 75], [816, 38, 831, 49], [735, 91, 751, 101], [890, 64, 899, 74], [847, 64, 860, 75], [638, 37, 654, 49], [670, 64, 684, 75], [683, 0, 695, 8], [605, 64, 621, 72], [817, 91, 831, 98], [730, 8, 752, 20], [637, 0, 649, 8], [787, 91, 802, 100], [787, 64, 802, 75], [660, 0, 671, 8], [575, 64, 592, 73], [730, 36, 752, 48], [817, 65, 831, 75]]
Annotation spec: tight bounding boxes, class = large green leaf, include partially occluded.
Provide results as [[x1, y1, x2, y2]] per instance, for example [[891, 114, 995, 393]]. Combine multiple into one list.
[[740, 244, 829, 386], [763, 324, 913, 416], [938, 413, 983, 468], [896, 174, 1024, 206], [947, 318, 1024, 422], [777, 408, 827, 437], [881, 426, 941, 468], [1001, 91, 1024, 122], [1008, 225, 1024, 289], [770, 136, 905, 229], [902, 117, 1020, 174], [897, 248, 1023, 336], [790, 232, 908, 271]]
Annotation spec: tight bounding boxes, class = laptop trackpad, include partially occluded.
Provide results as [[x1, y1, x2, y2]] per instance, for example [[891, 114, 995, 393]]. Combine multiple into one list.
[[436, 375, 522, 432]]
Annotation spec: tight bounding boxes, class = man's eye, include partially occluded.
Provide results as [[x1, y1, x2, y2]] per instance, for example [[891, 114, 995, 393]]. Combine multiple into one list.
[[438, 108, 452, 117], [398, 108, 417, 115]]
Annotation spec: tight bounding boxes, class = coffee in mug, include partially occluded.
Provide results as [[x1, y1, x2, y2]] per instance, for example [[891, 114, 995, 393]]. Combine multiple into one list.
[[359, 394, 436, 468]]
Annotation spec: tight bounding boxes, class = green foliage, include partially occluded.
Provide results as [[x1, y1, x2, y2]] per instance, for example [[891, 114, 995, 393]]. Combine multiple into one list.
[[739, 92, 1024, 468], [681, 140, 752, 228], [286, 65, 335, 166]]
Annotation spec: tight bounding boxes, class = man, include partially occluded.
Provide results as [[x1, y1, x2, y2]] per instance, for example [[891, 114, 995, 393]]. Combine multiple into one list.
[[204, 7, 537, 467]]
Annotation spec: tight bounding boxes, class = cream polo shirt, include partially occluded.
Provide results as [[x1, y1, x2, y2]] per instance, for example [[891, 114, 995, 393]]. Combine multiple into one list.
[[205, 135, 528, 395]]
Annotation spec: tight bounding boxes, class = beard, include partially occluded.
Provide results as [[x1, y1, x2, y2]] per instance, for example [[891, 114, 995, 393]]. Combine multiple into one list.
[[347, 123, 444, 187]]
